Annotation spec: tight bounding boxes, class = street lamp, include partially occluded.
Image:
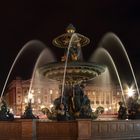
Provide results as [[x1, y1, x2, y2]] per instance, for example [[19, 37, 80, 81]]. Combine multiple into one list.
[[127, 87, 135, 97], [21, 92, 37, 119], [28, 92, 33, 102]]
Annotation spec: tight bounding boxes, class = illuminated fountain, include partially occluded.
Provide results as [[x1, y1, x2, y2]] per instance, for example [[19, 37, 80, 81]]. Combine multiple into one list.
[[1, 24, 139, 121], [90, 32, 140, 119], [38, 24, 106, 120], [0, 25, 140, 140]]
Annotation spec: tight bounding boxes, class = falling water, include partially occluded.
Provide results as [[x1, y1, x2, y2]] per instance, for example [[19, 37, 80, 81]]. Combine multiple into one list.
[[99, 32, 140, 97], [28, 47, 56, 100], [91, 68, 111, 87], [0, 40, 47, 99], [90, 47, 127, 107], [61, 33, 79, 103]]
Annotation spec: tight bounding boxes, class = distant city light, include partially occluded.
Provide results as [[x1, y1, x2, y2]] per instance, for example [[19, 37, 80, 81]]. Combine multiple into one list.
[[109, 106, 112, 110], [127, 87, 135, 97], [105, 108, 108, 112], [92, 108, 96, 111], [50, 104, 54, 108], [40, 105, 45, 109], [92, 91, 95, 95], [10, 108, 13, 113], [24, 98, 28, 103], [28, 93, 33, 100], [50, 89, 53, 94], [31, 90, 34, 93]]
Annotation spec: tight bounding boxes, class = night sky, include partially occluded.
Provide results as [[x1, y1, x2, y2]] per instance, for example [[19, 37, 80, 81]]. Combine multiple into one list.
[[0, 0, 140, 91]]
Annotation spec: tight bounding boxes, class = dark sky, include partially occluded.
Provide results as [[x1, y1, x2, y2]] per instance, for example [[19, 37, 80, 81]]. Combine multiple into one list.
[[0, 0, 140, 91]]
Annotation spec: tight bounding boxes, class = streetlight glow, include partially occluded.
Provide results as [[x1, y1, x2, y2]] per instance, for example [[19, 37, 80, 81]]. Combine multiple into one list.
[[50, 89, 53, 94], [127, 87, 134, 97], [28, 93, 33, 100]]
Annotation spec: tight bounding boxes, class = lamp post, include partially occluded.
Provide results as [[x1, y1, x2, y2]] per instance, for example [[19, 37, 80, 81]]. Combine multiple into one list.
[[28, 92, 33, 104], [127, 87, 135, 98], [21, 92, 37, 119]]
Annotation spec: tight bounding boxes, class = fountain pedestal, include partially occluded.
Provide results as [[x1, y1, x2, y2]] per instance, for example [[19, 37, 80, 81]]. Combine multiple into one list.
[[39, 25, 105, 121]]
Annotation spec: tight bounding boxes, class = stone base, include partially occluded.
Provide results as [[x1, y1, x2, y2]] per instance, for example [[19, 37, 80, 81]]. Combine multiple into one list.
[[0, 119, 140, 140]]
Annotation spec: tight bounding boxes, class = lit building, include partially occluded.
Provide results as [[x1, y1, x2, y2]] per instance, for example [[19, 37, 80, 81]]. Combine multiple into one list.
[[85, 84, 122, 114], [5, 77, 59, 115], [5, 77, 122, 115]]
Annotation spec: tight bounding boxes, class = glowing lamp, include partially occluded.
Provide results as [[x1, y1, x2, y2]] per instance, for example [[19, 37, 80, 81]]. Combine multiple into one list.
[[127, 88, 134, 97], [28, 93, 33, 100]]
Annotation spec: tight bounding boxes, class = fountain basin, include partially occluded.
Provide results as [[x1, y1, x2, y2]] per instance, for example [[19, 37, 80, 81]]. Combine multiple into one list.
[[39, 61, 106, 84]]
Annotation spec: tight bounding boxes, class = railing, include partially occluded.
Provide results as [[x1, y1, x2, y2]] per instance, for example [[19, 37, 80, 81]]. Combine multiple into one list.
[[91, 120, 140, 140], [0, 119, 140, 140]]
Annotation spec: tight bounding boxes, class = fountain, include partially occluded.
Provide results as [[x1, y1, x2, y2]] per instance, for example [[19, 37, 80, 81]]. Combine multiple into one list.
[[0, 24, 140, 140], [38, 24, 106, 120], [1, 24, 139, 120], [89, 33, 140, 119], [0, 24, 107, 121]]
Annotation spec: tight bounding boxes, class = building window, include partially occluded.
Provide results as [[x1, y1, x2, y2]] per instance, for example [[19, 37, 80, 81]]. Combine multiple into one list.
[[96, 101, 99, 104]]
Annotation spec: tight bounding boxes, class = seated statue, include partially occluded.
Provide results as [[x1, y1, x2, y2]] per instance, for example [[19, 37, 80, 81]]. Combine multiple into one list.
[[0, 99, 14, 120], [61, 40, 81, 62], [73, 84, 84, 112], [57, 103, 67, 121], [118, 101, 127, 119], [79, 92, 92, 118], [21, 100, 37, 119]]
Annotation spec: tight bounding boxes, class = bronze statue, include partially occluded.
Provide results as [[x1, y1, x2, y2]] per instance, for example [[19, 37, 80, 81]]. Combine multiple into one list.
[[118, 101, 127, 119]]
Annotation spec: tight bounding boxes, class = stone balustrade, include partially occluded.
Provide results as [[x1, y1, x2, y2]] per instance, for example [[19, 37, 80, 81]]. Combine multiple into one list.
[[0, 119, 140, 140]]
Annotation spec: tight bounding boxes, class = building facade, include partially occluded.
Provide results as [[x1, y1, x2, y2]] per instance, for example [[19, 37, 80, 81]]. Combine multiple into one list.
[[5, 77, 122, 116]]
